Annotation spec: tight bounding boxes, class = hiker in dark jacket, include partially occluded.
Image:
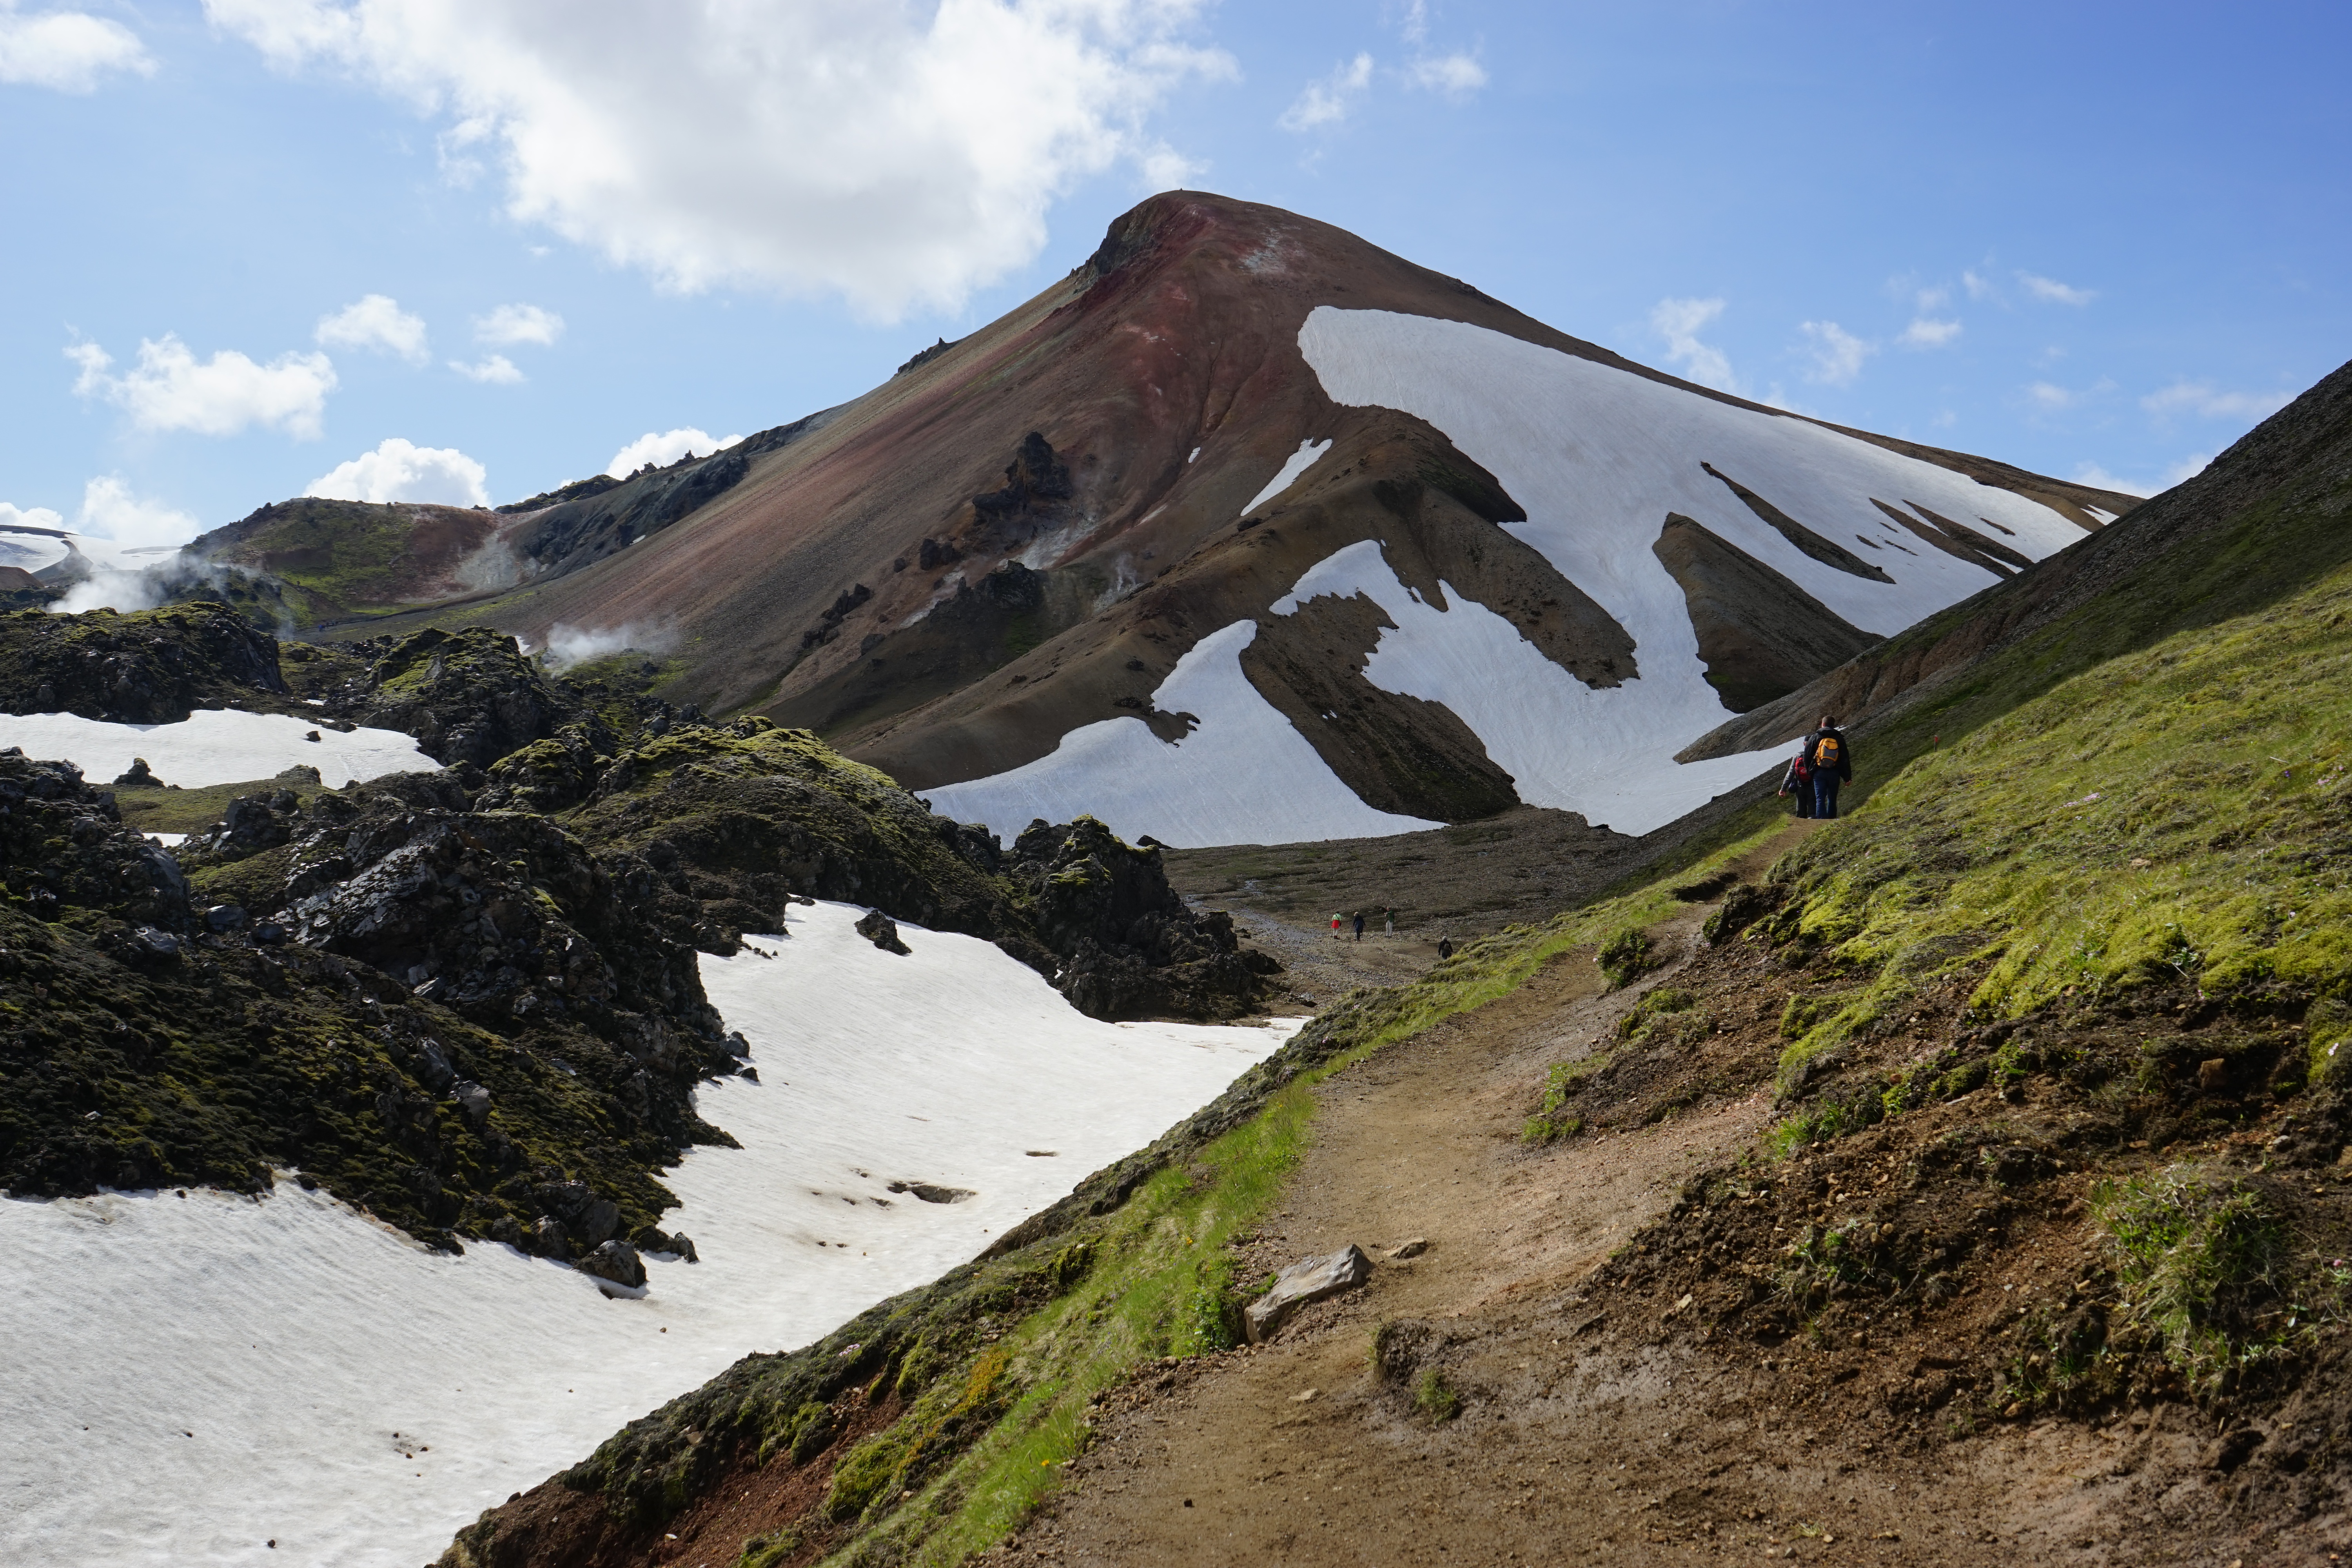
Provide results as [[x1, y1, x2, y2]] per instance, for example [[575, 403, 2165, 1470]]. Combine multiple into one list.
[[1779, 742, 1814, 818], [1807, 715, 1854, 819]]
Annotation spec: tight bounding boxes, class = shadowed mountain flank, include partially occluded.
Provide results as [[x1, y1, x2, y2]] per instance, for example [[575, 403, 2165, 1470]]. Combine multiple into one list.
[[1651, 513, 1882, 713]]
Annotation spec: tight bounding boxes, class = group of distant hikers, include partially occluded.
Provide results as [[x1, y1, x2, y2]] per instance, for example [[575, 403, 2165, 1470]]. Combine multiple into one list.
[[1778, 713, 1855, 819], [1332, 907, 1397, 942]]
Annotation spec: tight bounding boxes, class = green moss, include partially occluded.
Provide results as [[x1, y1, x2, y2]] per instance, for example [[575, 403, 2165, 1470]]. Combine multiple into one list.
[[1597, 926, 1655, 990]]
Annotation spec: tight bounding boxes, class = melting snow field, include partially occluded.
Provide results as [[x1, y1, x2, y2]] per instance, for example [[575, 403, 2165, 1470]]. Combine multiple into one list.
[[933, 309, 2093, 847], [0, 709, 437, 789], [926, 619, 1437, 845], [0, 902, 1289, 1568]]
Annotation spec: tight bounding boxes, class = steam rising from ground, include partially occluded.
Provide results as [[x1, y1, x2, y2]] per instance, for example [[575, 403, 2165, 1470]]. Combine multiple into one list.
[[539, 619, 676, 670]]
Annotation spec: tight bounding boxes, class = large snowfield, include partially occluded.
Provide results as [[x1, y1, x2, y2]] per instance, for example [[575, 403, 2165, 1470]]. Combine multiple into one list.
[[0, 708, 437, 790], [932, 309, 2092, 847], [0, 903, 1290, 1567]]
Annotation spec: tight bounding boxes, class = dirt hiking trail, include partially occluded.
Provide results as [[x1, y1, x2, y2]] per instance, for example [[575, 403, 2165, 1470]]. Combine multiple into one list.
[[984, 827, 2295, 1567]]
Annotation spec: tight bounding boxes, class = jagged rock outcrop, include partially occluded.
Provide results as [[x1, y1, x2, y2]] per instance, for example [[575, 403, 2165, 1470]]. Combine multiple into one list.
[[341, 626, 612, 768], [1009, 815, 1278, 1019], [0, 602, 292, 722]]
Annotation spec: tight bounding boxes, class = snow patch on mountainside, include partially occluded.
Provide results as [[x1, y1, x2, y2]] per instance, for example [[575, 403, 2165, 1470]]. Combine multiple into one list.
[[925, 619, 1436, 846], [1270, 539, 1788, 831], [0, 709, 438, 789], [1301, 307, 2081, 637], [0, 902, 1288, 1568], [1240, 437, 1332, 516]]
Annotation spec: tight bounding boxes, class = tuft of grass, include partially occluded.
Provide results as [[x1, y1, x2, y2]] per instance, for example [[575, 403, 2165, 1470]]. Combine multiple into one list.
[[1597, 927, 1656, 990], [2092, 1165, 2287, 1388], [1412, 1367, 1461, 1423]]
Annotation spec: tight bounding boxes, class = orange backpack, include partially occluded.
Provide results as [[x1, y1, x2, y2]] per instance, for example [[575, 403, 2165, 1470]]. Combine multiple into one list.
[[1813, 733, 1842, 770]]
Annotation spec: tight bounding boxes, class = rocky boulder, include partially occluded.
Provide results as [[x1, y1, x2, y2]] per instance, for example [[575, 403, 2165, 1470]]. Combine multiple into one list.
[[0, 749, 189, 931], [0, 601, 290, 722], [347, 626, 611, 769], [1243, 1244, 1373, 1344]]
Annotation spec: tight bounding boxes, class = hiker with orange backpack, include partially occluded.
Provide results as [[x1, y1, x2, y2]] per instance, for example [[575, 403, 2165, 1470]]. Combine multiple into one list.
[[1806, 714, 1853, 819]]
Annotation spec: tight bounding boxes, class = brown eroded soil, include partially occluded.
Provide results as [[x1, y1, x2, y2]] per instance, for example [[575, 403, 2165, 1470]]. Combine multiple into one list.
[[987, 871, 2336, 1566]]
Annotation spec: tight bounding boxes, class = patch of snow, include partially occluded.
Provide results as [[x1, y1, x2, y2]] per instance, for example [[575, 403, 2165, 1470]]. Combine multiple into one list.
[[1268, 540, 1788, 833], [1188, 446, 1201, 464], [0, 710, 436, 789], [926, 621, 1435, 846], [0, 902, 1289, 1567], [2085, 505, 2118, 524], [1240, 437, 1331, 517], [144, 832, 187, 848]]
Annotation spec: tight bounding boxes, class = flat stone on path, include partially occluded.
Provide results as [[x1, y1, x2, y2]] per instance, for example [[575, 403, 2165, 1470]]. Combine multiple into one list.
[[1244, 1244, 1372, 1344]]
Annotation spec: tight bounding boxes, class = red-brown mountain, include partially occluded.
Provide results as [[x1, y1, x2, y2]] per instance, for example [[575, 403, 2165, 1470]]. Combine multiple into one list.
[[195, 192, 2131, 844]]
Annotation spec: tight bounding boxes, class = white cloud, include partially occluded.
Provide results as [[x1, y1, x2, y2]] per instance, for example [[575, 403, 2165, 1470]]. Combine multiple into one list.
[[2141, 380, 2293, 421], [449, 353, 524, 383], [1408, 51, 1485, 95], [1914, 284, 1950, 311], [1402, 0, 1430, 45], [473, 301, 563, 346], [306, 436, 490, 506], [2163, 452, 2214, 487], [1798, 319, 1874, 386], [205, 0, 1234, 320], [67, 334, 337, 439], [1650, 297, 1739, 394], [2070, 452, 2211, 499], [1962, 269, 1996, 302], [1279, 51, 1372, 131], [315, 294, 430, 362], [0, 500, 66, 532], [605, 427, 744, 478], [2019, 271, 2096, 306], [1898, 317, 1961, 349], [2027, 381, 2077, 410], [77, 476, 202, 547], [0, 2, 153, 91]]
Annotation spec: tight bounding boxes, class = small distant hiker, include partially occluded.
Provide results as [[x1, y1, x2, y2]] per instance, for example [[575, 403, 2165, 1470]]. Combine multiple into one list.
[[1384, 909, 1396, 936], [1332, 912, 1343, 938], [1779, 741, 1814, 818], [1352, 911, 1367, 942], [1807, 714, 1854, 819], [1438, 935, 1455, 960]]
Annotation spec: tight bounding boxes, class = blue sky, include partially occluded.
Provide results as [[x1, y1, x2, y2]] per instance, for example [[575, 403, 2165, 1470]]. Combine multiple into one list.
[[3, 0, 2346, 547]]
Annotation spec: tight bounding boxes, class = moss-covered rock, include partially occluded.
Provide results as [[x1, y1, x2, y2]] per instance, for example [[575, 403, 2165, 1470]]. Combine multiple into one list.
[[0, 602, 294, 722], [0, 749, 734, 1261], [344, 626, 612, 768]]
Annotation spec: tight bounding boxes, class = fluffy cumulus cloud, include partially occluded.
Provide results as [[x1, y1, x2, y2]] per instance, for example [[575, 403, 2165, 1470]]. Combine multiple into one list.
[[68, 335, 337, 438], [1279, 51, 1372, 131], [0, 2, 153, 91], [1408, 51, 1485, 94], [473, 301, 563, 346], [1900, 317, 1961, 349], [449, 353, 524, 383], [205, 0, 1233, 319], [316, 293, 430, 362], [1798, 320, 1874, 386], [78, 476, 202, 547], [2018, 271, 2096, 306], [0, 500, 65, 531], [306, 436, 490, 505], [606, 427, 743, 478], [1650, 297, 1740, 394], [2141, 380, 2293, 421]]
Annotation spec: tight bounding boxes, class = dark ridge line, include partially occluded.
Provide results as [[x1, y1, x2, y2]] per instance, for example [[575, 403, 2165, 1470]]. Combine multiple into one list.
[[1699, 461, 1894, 584]]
